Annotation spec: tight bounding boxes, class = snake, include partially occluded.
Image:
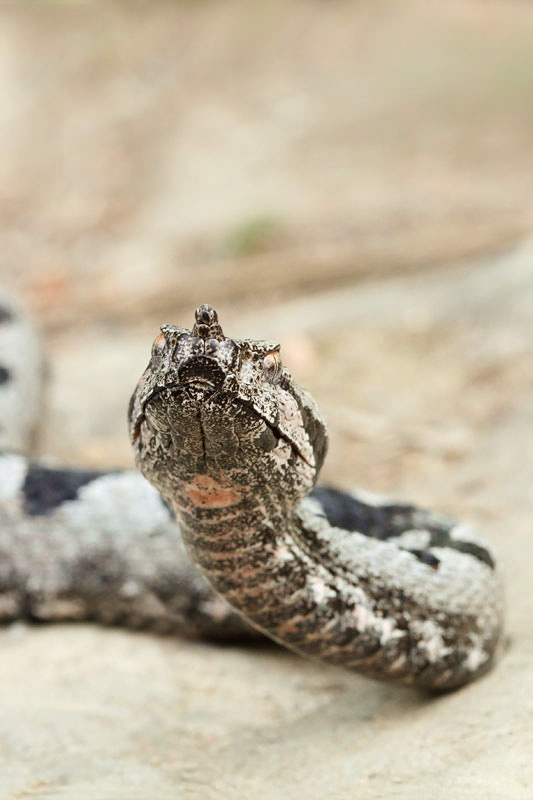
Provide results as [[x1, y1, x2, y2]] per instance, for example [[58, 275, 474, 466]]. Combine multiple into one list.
[[0, 294, 504, 690]]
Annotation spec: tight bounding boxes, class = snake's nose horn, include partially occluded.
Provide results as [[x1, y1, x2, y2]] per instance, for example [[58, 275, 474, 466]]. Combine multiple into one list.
[[193, 304, 225, 340], [195, 304, 217, 326]]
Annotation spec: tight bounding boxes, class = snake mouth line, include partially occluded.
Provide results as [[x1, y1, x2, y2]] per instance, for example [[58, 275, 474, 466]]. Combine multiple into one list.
[[233, 397, 312, 468], [135, 384, 311, 468]]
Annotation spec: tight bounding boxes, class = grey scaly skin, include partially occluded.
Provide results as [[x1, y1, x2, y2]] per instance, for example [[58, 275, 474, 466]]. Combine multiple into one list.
[[0, 293, 504, 688], [0, 292, 253, 639], [129, 305, 504, 690]]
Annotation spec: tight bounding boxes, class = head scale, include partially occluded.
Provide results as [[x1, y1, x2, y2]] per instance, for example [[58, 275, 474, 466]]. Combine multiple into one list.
[[129, 305, 328, 513]]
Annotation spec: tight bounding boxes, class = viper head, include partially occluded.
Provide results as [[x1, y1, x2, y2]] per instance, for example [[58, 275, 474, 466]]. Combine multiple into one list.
[[129, 305, 327, 506]]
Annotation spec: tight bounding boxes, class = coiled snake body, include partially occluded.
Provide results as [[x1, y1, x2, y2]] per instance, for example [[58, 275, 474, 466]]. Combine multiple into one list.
[[0, 296, 504, 689]]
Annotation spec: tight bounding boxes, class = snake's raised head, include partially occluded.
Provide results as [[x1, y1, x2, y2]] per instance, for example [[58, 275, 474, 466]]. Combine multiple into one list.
[[128, 305, 327, 513]]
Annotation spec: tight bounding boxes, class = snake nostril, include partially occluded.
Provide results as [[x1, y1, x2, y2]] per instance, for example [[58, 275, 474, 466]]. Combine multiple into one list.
[[190, 337, 204, 355]]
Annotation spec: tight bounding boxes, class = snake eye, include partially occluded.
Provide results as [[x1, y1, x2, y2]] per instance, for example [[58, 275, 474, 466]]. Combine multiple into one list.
[[152, 333, 166, 358], [262, 350, 282, 383]]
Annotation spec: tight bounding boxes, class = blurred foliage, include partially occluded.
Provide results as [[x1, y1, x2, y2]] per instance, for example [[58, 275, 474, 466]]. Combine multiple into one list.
[[219, 215, 282, 258]]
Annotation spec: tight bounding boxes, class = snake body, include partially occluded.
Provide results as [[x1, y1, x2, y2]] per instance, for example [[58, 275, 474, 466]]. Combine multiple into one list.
[[0, 295, 504, 689]]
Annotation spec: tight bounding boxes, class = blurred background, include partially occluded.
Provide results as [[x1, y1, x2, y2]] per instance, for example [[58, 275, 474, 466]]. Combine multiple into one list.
[[1, 3, 532, 796], [0, 1, 532, 497]]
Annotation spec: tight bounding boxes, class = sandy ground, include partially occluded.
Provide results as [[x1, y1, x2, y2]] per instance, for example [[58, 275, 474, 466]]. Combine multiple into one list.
[[0, 2, 532, 798]]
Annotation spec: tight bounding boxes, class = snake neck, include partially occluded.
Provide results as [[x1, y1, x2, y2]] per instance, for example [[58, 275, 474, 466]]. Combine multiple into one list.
[[166, 471, 502, 690], [166, 471, 313, 635]]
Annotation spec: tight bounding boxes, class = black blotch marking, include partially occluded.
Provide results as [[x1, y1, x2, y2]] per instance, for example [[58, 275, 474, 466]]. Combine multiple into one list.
[[22, 464, 108, 516], [403, 548, 440, 570], [0, 366, 11, 385], [425, 530, 495, 569], [311, 486, 495, 570], [311, 486, 415, 539], [0, 307, 14, 324]]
